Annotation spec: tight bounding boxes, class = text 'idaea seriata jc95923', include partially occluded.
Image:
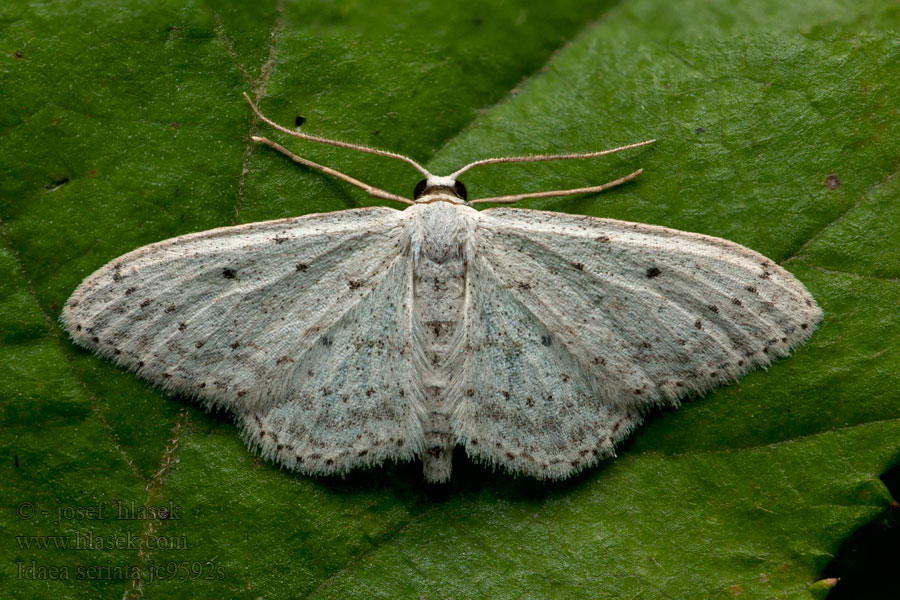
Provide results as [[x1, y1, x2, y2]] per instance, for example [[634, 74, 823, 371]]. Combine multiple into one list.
[[60, 93, 823, 483]]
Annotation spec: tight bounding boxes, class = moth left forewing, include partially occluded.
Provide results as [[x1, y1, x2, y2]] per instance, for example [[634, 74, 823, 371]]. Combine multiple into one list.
[[456, 207, 822, 478]]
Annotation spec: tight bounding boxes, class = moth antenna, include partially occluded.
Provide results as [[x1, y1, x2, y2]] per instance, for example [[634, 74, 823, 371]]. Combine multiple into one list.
[[252, 136, 414, 205], [469, 169, 644, 205], [450, 139, 656, 178], [244, 92, 432, 178]]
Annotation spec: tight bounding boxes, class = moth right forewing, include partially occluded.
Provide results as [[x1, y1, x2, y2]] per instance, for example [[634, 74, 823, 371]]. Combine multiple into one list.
[[474, 208, 821, 408]]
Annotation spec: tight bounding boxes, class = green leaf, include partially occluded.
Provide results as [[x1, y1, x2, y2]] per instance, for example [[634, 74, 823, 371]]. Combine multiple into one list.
[[1, 1, 898, 598]]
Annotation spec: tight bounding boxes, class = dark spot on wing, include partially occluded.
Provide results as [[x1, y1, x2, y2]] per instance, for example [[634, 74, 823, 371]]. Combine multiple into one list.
[[574, 263, 584, 270], [231, 341, 240, 349], [541, 335, 552, 347], [178, 322, 187, 332], [222, 268, 236, 279], [695, 319, 703, 329], [708, 305, 719, 314], [731, 298, 742, 307], [296, 263, 308, 272], [646, 266, 661, 278]]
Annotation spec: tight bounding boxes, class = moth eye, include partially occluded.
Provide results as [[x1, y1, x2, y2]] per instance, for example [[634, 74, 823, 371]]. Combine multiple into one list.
[[453, 179, 468, 200], [413, 179, 428, 199]]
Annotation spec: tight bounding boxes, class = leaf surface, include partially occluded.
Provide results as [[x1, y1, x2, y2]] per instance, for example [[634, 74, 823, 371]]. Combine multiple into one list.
[[1, 1, 898, 598]]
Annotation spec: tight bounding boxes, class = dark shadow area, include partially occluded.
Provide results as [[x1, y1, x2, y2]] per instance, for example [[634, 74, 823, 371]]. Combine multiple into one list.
[[307, 443, 600, 504], [825, 462, 900, 599]]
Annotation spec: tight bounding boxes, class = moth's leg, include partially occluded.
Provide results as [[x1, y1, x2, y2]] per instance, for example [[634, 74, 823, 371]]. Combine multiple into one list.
[[451, 139, 655, 178], [252, 136, 414, 205], [245, 92, 430, 178], [469, 168, 644, 205]]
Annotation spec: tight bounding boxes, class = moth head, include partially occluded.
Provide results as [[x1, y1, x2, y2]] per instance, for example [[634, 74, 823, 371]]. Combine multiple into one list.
[[413, 175, 468, 203]]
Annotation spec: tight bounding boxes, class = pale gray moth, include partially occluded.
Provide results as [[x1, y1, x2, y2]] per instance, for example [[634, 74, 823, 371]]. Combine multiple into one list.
[[60, 95, 823, 483]]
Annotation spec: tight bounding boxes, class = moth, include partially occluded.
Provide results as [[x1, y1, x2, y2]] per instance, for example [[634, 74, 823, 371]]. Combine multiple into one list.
[[61, 94, 822, 482]]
